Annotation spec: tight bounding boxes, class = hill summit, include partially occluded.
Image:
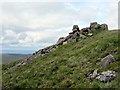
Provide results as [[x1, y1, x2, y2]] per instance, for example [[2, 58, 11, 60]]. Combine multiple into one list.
[[2, 22, 119, 88]]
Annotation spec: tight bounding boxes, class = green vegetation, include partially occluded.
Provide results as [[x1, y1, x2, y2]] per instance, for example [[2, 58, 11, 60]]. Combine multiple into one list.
[[2, 30, 119, 88]]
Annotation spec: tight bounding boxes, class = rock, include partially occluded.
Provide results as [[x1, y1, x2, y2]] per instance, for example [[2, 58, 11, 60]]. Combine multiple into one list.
[[57, 37, 66, 45], [96, 70, 117, 82], [72, 25, 80, 32], [81, 27, 91, 36], [87, 69, 98, 80], [80, 34, 87, 39], [90, 22, 100, 31], [101, 54, 116, 68], [87, 33, 93, 37], [63, 41, 67, 45], [99, 24, 108, 30]]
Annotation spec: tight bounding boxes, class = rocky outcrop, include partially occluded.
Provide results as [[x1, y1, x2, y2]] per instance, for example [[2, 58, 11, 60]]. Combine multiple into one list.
[[96, 70, 117, 82], [8, 22, 109, 72], [101, 54, 116, 68], [8, 44, 58, 72], [57, 25, 80, 45], [81, 22, 108, 36]]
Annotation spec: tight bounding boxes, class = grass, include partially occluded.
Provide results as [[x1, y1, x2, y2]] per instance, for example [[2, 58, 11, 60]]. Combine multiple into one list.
[[2, 30, 119, 88]]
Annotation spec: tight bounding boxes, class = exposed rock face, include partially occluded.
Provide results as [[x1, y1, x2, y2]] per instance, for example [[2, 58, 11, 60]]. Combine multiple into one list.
[[96, 70, 117, 82], [101, 54, 116, 68]]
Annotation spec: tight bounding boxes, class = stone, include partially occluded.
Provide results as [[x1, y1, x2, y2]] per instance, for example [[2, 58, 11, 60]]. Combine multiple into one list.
[[80, 34, 87, 39], [63, 41, 67, 45], [87, 69, 98, 80], [90, 22, 100, 31], [81, 27, 91, 36], [101, 54, 116, 68], [57, 37, 66, 45], [99, 24, 108, 30], [96, 70, 117, 82], [87, 33, 93, 37], [73, 25, 79, 29], [72, 25, 80, 32]]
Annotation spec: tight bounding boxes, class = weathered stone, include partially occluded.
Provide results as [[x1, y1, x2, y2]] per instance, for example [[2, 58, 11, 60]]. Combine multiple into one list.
[[57, 37, 66, 45], [72, 25, 80, 32], [90, 22, 100, 31], [99, 24, 108, 30], [73, 25, 79, 29], [81, 27, 91, 36], [96, 70, 117, 82], [80, 34, 87, 39], [87, 33, 93, 37], [87, 69, 98, 80], [63, 41, 67, 45], [101, 54, 116, 68]]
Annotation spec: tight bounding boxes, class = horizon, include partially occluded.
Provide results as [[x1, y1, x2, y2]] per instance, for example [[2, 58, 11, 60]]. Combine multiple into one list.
[[0, 0, 119, 54]]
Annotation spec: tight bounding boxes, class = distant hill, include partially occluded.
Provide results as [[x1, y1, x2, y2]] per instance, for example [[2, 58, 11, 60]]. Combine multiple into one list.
[[1, 54, 30, 64]]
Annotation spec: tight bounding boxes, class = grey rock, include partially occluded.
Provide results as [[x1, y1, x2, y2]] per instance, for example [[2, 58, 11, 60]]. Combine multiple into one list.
[[81, 27, 91, 36], [57, 37, 66, 45], [101, 54, 116, 68], [87, 69, 98, 80], [72, 25, 80, 32], [96, 70, 117, 82], [99, 24, 108, 30]]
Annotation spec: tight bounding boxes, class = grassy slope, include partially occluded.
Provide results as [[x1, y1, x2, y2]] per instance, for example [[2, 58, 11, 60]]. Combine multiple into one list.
[[2, 30, 119, 88]]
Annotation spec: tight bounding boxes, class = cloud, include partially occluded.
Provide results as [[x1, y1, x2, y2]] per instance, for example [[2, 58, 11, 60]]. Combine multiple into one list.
[[1, 1, 118, 53]]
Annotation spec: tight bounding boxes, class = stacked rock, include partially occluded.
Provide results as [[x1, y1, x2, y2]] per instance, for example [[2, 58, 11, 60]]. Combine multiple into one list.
[[57, 25, 80, 45]]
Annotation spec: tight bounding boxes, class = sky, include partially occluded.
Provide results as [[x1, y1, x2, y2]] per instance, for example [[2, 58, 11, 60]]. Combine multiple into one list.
[[0, 0, 119, 54]]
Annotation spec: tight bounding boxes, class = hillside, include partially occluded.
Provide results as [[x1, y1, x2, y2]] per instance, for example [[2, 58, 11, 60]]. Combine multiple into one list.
[[1, 54, 30, 64], [2, 29, 119, 88]]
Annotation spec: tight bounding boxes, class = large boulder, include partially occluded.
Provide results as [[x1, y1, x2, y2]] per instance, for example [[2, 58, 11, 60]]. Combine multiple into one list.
[[99, 24, 108, 30], [90, 22, 100, 31], [101, 54, 116, 68], [96, 70, 117, 82], [81, 27, 91, 36], [72, 25, 80, 32], [90, 22, 108, 31], [57, 37, 66, 45]]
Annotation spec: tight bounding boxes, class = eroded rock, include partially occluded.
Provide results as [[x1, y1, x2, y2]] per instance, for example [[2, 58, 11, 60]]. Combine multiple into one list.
[[96, 70, 117, 82], [101, 54, 116, 68]]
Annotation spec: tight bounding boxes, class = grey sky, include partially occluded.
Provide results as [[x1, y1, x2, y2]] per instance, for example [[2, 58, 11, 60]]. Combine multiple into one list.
[[0, 0, 118, 54]]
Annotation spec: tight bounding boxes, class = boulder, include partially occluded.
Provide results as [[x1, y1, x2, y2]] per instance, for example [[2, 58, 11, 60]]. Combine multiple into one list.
[[57, 37, 66, 45], [81, 27, 91, 36], [90, 22, 100, 31], [96, 70, 117, 82], [99, 24, 108, 30], [101, 54, 116, 68], [87, 69, 98, 80], [72, 25, 80, 32]]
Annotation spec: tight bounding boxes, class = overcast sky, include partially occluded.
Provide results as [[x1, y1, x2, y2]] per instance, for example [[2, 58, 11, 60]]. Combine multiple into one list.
[[0, 0, 119, 54]]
